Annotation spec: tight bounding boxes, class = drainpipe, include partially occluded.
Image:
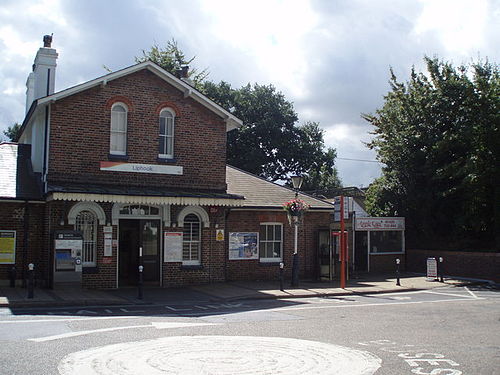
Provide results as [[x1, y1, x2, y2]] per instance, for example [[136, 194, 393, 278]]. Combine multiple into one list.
[[22, 201, 30, 287]]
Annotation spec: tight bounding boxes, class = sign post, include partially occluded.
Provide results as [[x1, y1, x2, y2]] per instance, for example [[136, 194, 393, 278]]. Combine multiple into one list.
[[340, 196, 346, 289]]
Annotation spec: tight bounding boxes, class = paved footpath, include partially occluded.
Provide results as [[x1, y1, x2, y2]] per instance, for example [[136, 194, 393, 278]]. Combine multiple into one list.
[[0, 274, 496, 308]]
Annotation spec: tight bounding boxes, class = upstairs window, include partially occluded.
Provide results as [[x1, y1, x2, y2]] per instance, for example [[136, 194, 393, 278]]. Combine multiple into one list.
[[159, 108, 175, 159], [110, 103, 128, 155]]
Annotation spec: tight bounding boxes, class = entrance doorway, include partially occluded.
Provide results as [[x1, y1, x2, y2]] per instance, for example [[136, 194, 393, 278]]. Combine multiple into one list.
[[119, 219, 160, 286], [318, 230, 336, 281]]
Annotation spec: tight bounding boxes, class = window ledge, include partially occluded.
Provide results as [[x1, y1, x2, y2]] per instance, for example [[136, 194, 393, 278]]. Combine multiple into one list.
[[108, 154, 129, 161], [259, 261, 282, 266], [157, 157, 177, 164], [180, 265, 203, 271]]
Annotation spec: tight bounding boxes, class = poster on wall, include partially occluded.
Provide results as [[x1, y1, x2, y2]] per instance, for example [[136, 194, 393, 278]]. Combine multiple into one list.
[[164, 232, 183, 262], [0, 230, 16, 264], [229, 232, 258, 260]]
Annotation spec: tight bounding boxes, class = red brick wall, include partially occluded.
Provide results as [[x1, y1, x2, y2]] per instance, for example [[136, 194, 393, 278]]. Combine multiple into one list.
[[48, 69, 227, 191], [406, 249, 500, 282], [0, 202, 45, 286], [369, 254, 405, 273], [226, 210, 331, 281]]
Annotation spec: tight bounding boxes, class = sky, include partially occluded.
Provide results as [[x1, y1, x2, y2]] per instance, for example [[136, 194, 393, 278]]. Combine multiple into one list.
[[0, 0, 499, 187]]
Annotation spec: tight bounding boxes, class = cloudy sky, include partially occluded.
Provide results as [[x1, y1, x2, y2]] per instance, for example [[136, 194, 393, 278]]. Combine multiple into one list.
[[0, 0, 499, 187]]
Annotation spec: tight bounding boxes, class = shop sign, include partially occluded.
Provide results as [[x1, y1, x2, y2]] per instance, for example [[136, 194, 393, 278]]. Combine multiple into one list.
[[229, 232, 258, 260], [0, 230, 16, 264], [355, 217, 405, 231], [164, 232, 182, 262], [100, 161, 183, 175]]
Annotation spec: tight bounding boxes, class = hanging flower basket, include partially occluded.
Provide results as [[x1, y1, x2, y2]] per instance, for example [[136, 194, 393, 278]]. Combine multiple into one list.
[[283, 198, 310, 224]]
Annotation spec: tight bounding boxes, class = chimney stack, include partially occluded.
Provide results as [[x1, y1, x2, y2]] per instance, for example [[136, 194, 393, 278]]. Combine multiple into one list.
[[25, 34, 58, 113]]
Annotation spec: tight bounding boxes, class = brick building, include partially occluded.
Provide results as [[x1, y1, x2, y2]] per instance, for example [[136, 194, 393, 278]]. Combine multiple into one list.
[[0, 37, 333, 289]]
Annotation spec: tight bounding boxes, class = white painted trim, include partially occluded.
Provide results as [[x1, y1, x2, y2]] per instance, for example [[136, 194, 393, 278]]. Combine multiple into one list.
[[259, 222, 283, 262], [177, 206, 209, 228], [36, 61, 242, 132], [49, 192, 243, 207], [67, 201, 106, 225], [111, 203, 166, 225]]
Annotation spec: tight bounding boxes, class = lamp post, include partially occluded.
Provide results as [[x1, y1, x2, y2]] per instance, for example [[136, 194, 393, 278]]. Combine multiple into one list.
[[290, 175, 303, 287]]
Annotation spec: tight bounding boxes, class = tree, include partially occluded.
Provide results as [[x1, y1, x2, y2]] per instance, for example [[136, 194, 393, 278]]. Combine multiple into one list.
[[201, 81, 341, 185], [364, 57, 499, 250], [3, 123, 21, 142], [135, 39, 208, 86]]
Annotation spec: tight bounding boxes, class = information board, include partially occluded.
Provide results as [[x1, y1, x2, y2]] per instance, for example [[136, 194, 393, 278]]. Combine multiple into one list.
[[427, 257, 438, 280], [0, 230, 16, 264], [229, 232, 258, 260], [164, 232, 183, 262]]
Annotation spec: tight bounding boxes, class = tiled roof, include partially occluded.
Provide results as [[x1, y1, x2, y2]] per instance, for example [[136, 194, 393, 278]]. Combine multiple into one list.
[[226, 165, 334, 210], [0, 143, 42, 200]]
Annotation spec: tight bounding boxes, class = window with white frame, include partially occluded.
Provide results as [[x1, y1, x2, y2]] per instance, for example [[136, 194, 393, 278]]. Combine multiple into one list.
[[110, 103, 127, 155], [259, 223, 283, 262], [75, 210, 97, 266], [159, 108, 175, 158], [182, 213, 201, 265]]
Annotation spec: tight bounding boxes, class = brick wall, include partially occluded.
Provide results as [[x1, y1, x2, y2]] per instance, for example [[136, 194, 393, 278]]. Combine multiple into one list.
[[0, 202, 45, 286], [48, 69, 227, 192], [406, 249, 500, 282], [226, 210, 331, 281]]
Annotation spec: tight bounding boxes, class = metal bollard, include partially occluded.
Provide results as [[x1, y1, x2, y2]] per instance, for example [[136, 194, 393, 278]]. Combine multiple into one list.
[[138, 265, 144, 300], [395, 258, 401, 286], [27, 263, 34, 299], [279, 262, 284, 291], [439, 257, 444, 282], [9, 266, 16, 288]]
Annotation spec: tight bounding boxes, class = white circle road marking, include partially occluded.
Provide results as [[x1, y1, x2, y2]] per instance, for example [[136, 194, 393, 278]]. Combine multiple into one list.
[[58, 335, 381, 375]]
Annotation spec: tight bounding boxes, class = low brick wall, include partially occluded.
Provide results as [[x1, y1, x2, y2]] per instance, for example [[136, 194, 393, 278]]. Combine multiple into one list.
[[406, 249, 500, 282]]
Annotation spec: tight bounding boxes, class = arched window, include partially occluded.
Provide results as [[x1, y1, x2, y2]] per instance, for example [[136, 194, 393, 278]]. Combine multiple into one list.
[[110, 103, 128, 155], [75, 210, 97, 266], [182, 213, 201, 265], [159, 108, 175, 159]]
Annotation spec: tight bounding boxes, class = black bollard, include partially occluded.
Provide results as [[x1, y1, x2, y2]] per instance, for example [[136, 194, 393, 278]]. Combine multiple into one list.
[[439, 257, 444, 283], [279, 262, 284, 291], [27, 263, 34, 299], [396, 258, 401, 286], [9, 266, 16, 288], [138, 265, 144, 300]]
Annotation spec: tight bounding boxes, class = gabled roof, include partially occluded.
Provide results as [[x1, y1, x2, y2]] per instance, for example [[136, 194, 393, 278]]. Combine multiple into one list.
[[226, 165, 334, 211], [20, 61, 242, 139], [0, 143, 43, 200]]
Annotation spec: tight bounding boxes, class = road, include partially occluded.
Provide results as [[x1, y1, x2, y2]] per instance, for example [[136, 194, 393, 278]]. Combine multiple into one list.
[[0, 284, 498, 374]]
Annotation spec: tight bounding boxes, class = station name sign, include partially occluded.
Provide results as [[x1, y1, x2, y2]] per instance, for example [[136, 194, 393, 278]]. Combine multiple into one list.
[[100, 161, 183, 175], [355, 217, 405, 231]]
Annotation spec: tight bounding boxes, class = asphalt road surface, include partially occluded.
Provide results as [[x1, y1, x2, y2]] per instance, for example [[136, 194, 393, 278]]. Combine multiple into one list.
[[0, 284, 498, 374]]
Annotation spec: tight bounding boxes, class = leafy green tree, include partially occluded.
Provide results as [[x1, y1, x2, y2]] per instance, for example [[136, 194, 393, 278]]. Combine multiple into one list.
[[136, 39, 208, 86], [201, 81, 341, 185], [364, 57, 499, 250], [3, 123, 21, 142]]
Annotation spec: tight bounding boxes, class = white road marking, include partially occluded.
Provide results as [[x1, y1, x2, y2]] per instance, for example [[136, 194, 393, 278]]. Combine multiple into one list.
[[28, 322, 218, 342], [424, 290, 477, 299], [464, 286, 478, 299], [0, 316, 144, 324], [58, 336, 382, 375]]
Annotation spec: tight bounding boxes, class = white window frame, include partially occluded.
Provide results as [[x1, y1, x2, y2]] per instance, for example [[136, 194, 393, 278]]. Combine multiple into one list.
[[259, 222, 283, 263], [182, 213, 201, 265], [110, 102, 128, 155], [74, 210, 97, 267], [158, 108, 175, 159]]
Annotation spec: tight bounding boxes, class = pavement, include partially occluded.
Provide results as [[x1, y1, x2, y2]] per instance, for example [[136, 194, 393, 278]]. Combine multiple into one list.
[[0, 274, 493, 308]]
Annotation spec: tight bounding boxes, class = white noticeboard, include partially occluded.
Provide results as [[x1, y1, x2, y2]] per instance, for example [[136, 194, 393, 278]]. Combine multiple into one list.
[[164, 232, 183, 262], [426, 257, 438, 280]]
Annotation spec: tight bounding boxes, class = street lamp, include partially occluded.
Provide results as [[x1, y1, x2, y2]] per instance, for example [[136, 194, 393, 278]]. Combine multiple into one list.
[[291, 175, 303, 287]]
